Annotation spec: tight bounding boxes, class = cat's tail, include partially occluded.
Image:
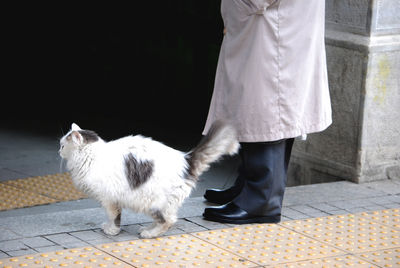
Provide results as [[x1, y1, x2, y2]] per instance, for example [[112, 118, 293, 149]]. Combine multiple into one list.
[[185, 120, 240, 182]]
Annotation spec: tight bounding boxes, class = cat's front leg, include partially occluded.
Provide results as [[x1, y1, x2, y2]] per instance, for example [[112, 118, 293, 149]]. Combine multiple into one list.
[[102, 202, 122, 236]]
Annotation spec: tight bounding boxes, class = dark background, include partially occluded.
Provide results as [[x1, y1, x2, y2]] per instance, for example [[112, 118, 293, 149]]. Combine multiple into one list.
[[3, 1, 224, 146]]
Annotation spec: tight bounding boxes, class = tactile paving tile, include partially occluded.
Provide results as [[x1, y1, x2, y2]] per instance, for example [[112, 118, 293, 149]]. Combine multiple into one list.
[[1, 209, 400, 268], [0, 246, 132, 267], [266, 254, 377, 267], [192, 224, 346, 266], [356, 247, 400, 267], [3, 172, 86, 202], [98, 234, 257, 267], [0, 183, 56, 211], [358, 208, 400, 230], [280, 214, 400, 253]]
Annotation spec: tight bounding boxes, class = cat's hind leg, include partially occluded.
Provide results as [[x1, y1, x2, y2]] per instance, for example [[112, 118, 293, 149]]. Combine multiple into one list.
[[139, 208, 177, 238], [102, 202, 122, 236]]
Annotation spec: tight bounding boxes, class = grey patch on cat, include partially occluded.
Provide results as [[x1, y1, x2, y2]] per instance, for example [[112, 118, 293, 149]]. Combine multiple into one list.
[[114, 213, 121, 227], [124, 153, 154, 189], [151, 209, 166, 224], [78, 130, 99, 143]]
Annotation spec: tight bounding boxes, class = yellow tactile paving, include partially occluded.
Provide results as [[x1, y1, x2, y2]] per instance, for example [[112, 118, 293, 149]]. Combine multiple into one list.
[[280, 213, 400, 253], [0, 183, 57, 211], [0, 246, 130, 268], [193, 224, 345, 266], [357, 248, 400, 267], [4, 173, 86, 201], [358, 208, 400, 230], [0, 173, 87, 211], [99, 234, 256, 267], [267, 254, 377, 267], [1, 207, 400, 267]]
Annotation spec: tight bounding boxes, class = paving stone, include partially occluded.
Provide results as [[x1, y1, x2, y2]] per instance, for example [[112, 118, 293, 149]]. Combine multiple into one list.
[[0, 207, 106, 237], [139, 223, 185, 237], [121, 224, 142, 236], [367, 196, 399, 205], [22, 237, 55, 248], [86, 238, 115, 246], [0, 245, 125, 267], [69, 230, 106, 241], [381, 195, 400, 203], [284, 181, 386, 206], [0, 227, 22, 241], [111, 234, 140, 242], [328, 199, 376, 210], [362, 179, 400, 195], [305, 211, 331, 218], [6, 249, 37, 257], [356, 248, 400, 267], [328, 209, 349, 215], [308, 202, 341, 212], [193, 224, 346, 265], [101, 235, 254, 267], [281, 214, 400, 253], [94, 229, 139, 242], [0, 240, 28, 252], [44, 233, 82, 244], [174, 219, 207, 233], [290, 205, 323, 215], [357, 208, 400, 231], [185, 216, 231, 230], [361, 205, 387, 211], [344, 207, 372, 213], [34, 245, 65, 253], [383, 203, 400, 209], [60, 241, 91, 249], [0, 251, 9, 258], [282, 207, 310, 220]]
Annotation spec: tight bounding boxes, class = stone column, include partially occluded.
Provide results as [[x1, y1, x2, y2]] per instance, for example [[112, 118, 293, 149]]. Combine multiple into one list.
[[288, 0, 400, 185]]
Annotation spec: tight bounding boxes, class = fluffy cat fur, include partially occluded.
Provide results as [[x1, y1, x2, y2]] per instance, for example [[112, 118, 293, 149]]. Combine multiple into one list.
[[59, 121, 239, 238]]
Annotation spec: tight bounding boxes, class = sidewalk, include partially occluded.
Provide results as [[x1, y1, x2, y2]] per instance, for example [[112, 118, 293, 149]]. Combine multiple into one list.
[[1, 125, 400, 267], [0, 177, 399, 267]]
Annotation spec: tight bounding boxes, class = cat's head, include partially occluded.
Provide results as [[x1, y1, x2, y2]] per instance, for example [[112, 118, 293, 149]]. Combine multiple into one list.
[[59, 123, 100, 159]]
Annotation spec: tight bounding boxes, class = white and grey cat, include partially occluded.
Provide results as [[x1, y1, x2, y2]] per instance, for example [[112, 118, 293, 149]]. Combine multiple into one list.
[[59, 121, 239, 238]]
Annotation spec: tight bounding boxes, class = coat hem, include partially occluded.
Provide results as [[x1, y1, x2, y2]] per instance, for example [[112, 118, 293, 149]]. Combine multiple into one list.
[[203, 119, 332, 143]]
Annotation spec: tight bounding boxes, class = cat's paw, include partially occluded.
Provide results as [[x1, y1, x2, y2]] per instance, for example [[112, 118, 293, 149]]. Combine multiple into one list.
[[138, 225, 148, 233], [139, 229, 155, 239], [102, 223, 121, 236]]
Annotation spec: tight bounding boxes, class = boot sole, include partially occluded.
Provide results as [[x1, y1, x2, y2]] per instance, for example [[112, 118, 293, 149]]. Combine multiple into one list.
[[202, 213, 280, 224]]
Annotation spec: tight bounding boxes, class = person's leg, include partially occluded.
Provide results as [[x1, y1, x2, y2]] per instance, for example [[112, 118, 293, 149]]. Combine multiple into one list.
[[203, 149, 245, 204], [203, 138, 294, 224]]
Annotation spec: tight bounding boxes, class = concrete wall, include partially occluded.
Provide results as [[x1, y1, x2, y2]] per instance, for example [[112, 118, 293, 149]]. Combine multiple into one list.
[[288, 0, 400, 185]]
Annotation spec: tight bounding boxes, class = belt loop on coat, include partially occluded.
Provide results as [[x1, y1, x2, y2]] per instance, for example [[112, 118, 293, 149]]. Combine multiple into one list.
[[254, 5, 267, 15], [252, 0, 277, 15]]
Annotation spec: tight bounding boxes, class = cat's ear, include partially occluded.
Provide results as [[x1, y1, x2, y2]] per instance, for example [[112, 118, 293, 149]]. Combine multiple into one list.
[[71, 123, 81, 131], [71, 131, 83, 144]]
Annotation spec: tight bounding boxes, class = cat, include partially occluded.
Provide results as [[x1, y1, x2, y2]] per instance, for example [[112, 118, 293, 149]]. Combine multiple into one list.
[[59, 121, 239, 238]]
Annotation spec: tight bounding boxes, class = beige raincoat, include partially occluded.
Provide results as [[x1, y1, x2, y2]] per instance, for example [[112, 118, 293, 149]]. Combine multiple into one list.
[[203, 0, 332, 142]]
